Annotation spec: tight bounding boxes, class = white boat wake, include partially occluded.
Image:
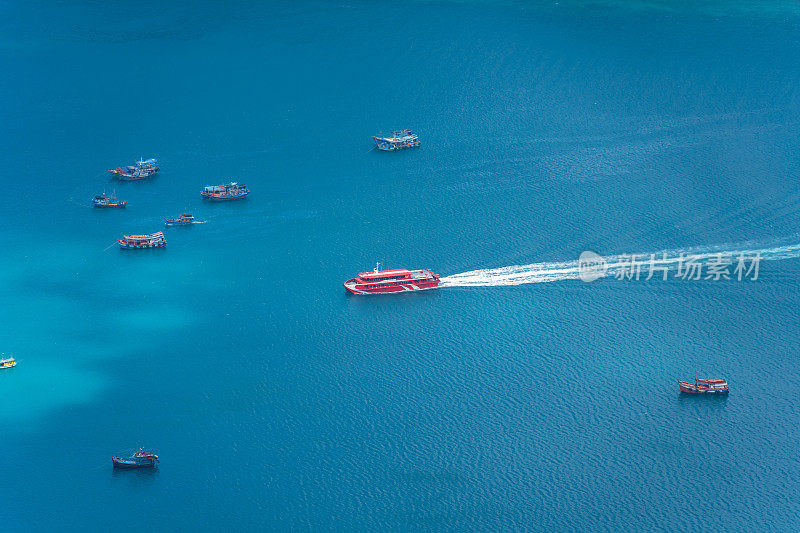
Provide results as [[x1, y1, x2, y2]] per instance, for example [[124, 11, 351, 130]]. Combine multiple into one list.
[[440, 241, 800, 287]]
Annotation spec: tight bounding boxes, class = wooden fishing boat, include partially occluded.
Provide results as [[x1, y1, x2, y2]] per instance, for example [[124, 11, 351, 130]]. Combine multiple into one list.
[[112, 449, 159, 469], [201, 182, 249, 200], [165, 213, 194, 226], [117, 232, 166, 249], [108, 158, 159, 180], [678, 374, 729, 394], [372, 129, 420, 151], [93, 192, 127, 208]]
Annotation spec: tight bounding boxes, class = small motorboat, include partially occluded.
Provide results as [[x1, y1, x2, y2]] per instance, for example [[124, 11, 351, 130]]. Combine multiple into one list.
[[0, 355, 16, 369], [112, 449, 159, 469], [678, 374, 729, 394], [165, 213, 194, 226]]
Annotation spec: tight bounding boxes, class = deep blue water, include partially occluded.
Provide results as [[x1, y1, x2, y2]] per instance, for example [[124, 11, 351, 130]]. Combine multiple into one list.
[[3, 1, 800, 530]]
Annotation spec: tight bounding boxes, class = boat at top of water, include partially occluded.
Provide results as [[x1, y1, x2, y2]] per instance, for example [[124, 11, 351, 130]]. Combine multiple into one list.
[[108, 158, 159, 180], [201, 182, 249, 200], [93, 192, 127, 208], [372, 129, 420, 151], [678, 375, 729, 394], [164, 213, 194, 226], [344, 263, 440, 294], [117, 232, 166, 249], [112, 449, 159, 469], [0, 355, 16, 369]]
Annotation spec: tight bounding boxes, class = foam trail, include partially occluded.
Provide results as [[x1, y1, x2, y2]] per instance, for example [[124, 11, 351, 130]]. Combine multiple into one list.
[[440, 241, 800, 287]]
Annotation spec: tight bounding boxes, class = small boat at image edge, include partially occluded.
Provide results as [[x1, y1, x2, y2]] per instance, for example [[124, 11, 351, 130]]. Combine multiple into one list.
[[117, 232, 166, 249], [201, 182, 249, 200], [678, 374, 729, 394], [0, 355, 16, 369], [93, 192, 126, 208], [112, 449, 159, 469], [372, 129, 420, 151], [164, 213, 194, 226], [344, 263, 440, 294], [108, 158, 159, 180]]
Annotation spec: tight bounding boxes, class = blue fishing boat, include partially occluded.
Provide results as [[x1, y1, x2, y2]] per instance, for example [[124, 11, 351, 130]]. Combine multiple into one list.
[[93, 192, 126, 208], [112, 449, 159, 469], [201, 182, 249, 200], [108, 158, 159, 180], [164, 213, 194, 226], [372, 129, 420, 151], [117, 232, 166, 249]]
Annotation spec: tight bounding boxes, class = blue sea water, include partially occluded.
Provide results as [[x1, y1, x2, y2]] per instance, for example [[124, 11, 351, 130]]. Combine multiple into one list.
[[2, 0, 800, 530]]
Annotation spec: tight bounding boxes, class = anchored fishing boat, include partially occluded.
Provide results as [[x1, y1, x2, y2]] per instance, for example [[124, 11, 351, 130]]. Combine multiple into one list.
[[112, 449, 159, 469], [344, 263, 440, 294], [0, 355, 16, 369], [372, 129, 420, 151], [201, 182, 249, 200], [93, 192, 126, 208], [164, 213, 194, 226], [678, 374, 729, 394], [117, 232, 166, 249], [108, 158, 159, 180]]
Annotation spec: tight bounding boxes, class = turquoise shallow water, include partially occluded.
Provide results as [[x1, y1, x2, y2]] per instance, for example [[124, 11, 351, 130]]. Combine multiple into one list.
[[2, 1, 800, 530]]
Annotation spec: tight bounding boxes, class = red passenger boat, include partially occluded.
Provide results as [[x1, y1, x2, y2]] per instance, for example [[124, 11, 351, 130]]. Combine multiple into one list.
[[678, 374, 729, 394], [344, 263, 440, 295]]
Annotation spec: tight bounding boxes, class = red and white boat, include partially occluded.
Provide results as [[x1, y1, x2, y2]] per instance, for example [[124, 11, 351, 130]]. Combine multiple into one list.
[[344, 263, 440, 295], [678, 375, 729, 394]]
